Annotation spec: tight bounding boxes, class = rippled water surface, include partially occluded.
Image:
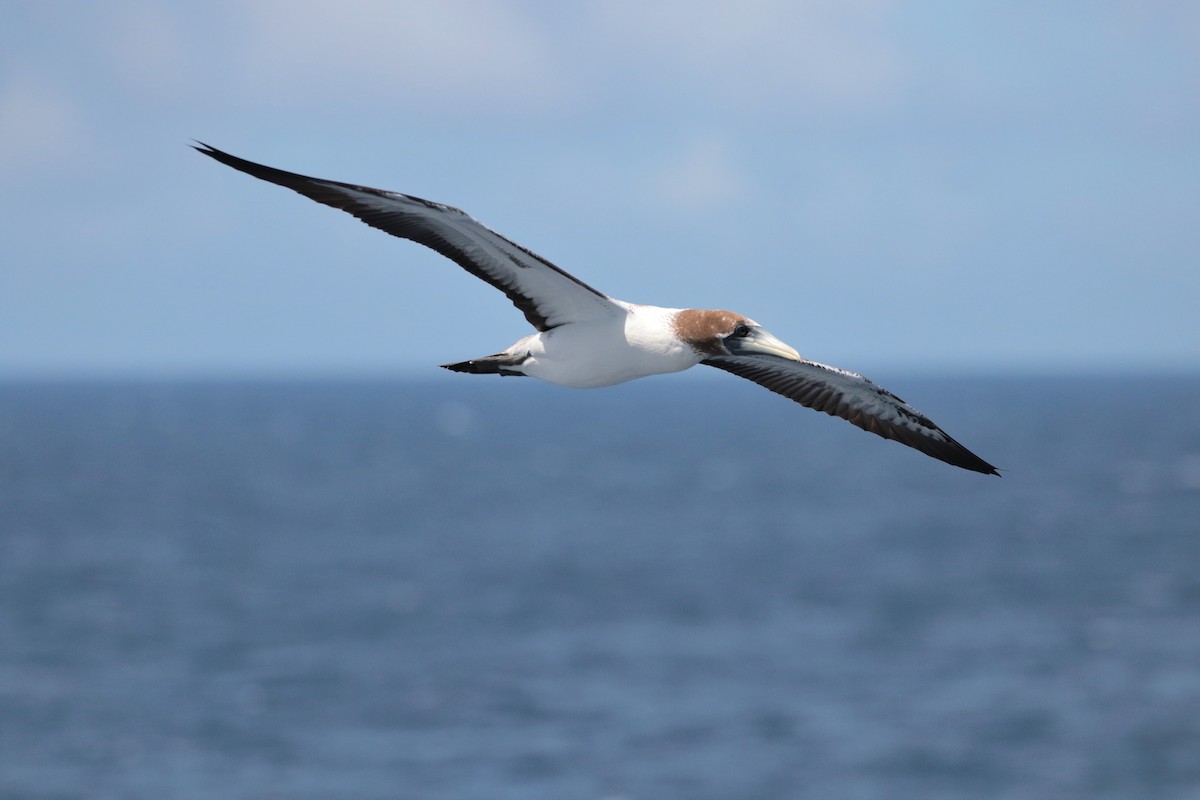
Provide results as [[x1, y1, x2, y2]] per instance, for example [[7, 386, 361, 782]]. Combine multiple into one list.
[[2, 375, 1199, 799]]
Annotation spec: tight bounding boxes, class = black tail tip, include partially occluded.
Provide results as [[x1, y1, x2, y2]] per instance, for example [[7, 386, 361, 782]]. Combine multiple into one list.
[[440, 355, 527, 377], [441, 360, 482, 374]]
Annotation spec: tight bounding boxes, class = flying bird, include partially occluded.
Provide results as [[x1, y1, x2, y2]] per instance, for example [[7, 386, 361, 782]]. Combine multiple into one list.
[[195, 143, 998, 475]]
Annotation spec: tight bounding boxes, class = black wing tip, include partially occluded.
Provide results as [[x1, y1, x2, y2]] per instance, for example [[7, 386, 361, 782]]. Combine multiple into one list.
[[195, 143, 271, 186], [908, 428, 1000, 476], [951, 452, 1002, 476], [191, 141, 370, 208], [191, 141, 275, 179], [191, 141, 413, 206], [191, 140, 225, 159], [930, 430, 1001, 476], [702, 356, 1001, 477], [980, 461, 1002, 477]]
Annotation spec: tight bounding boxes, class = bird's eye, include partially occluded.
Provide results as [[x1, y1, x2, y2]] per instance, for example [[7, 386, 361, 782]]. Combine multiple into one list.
[[733, 324, 751, 338]]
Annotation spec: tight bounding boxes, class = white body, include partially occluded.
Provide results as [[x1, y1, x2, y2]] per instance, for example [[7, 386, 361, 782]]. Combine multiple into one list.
[[508, 303, 699, 388]]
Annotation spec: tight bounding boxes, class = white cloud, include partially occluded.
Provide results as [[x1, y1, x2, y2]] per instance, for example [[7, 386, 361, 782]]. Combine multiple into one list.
[[230, 0, 565, 113], [587, 0, 904, 110]]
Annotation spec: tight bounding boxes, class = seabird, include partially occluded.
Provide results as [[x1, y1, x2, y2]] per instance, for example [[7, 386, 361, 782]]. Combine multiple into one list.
[[195, 144, 998, 475]]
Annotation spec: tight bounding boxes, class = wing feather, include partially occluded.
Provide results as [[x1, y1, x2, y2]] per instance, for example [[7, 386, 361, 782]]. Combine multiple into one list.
[[194, 143, 620, 331], [702, 354, 998, 475]]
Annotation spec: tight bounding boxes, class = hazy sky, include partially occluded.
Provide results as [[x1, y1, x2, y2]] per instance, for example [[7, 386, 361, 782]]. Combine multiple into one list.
[[2, 1, 1197, 377]]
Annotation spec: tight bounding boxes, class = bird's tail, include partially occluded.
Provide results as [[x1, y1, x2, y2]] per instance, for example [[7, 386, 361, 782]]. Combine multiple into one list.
[[440, 353, 528, 377]]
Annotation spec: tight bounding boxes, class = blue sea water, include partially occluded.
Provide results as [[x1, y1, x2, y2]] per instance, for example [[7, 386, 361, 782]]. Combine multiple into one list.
[[1, 374, 1199, 799]]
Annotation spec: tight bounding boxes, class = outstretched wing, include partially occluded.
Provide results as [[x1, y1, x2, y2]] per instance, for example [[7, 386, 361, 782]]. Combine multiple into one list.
[[702, 354, 998, 475], [195, 143, 621, 331]]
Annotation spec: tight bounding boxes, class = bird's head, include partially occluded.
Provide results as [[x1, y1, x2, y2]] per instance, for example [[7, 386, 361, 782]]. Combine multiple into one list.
[[672, 309, 802, 360]]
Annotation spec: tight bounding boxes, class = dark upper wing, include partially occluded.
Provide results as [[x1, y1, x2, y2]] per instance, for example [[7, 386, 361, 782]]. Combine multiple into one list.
[[702, 354, 999, 475], [194, 143, 621, 331]]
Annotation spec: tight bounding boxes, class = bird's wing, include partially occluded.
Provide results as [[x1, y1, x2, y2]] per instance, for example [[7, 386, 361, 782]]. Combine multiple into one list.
[[702, 354, 998, 475], [195, 143, 622, 331]]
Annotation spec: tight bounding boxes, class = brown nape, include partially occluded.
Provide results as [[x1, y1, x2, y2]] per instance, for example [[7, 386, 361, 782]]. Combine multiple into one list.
[[672, 309, 750, 357]]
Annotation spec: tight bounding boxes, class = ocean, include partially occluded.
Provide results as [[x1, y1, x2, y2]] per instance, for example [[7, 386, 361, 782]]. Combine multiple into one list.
[[2, 374, 1199, 799]]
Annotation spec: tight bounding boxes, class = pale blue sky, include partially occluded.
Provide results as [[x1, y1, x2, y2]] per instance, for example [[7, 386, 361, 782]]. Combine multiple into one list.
[[2, 1, 1197, 377]]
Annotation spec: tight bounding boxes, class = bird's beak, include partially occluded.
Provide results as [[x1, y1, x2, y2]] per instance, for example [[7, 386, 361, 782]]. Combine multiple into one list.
[[724, 327, 802, 360]]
